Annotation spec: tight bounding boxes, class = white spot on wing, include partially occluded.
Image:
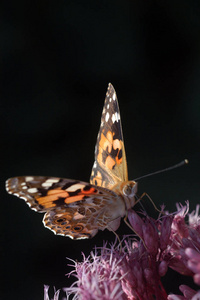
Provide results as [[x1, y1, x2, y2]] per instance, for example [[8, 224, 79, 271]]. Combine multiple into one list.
[[113, 93, 116, 101], [66, 183, 84, 192], [93, 161, 97, 168], [112, 113, 116, 123], [46, 178, 59, 183], [31, 207, 38, 211], [116, 112, 120, 121], [74, 212, 84, 220], [19, 196, 29, 202], [46, 178, 60, 182], [42, 182, 52, 187], [26, 177, 34, 182], [107, 104, 109, 109], [13, 193, 20, 197], [112, 112, 120, 123], [27, 188, 38, 193], [42, 178, 59, 187], [105, 112, 109, 122]]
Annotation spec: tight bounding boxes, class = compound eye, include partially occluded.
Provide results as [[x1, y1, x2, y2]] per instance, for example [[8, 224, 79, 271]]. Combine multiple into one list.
[[123, 185, 132, 196]]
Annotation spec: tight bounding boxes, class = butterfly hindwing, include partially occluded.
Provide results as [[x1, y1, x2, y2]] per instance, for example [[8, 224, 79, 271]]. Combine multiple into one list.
[[43, 197, 123, 240], [90, 83, 128, 189]]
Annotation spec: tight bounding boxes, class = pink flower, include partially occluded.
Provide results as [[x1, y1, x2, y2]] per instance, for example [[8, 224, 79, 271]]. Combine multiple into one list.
[[44, 202, 200, 300], [165, 203, 200, 299], [168, 285, 200, 300], [64, 211, 173, 300], [44, 285, 60, 300], [64, 246, 127, 300], [185, 248, 200, 285], [165, 203, 200, 279]]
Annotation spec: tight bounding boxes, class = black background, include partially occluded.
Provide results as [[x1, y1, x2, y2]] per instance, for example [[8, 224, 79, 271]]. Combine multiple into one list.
[[1, 1, 200, 299]]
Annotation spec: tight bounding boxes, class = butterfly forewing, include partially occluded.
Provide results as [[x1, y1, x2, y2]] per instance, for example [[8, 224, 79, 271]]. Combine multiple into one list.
[[6, 176, 114, 210], [6, 176, 126, 239], [90, 83, 128, 189]]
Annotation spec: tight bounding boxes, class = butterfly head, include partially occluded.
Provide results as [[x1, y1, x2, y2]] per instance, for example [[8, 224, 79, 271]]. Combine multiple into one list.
[[122, 181, 138, 209], [113, 180, 138, 210]]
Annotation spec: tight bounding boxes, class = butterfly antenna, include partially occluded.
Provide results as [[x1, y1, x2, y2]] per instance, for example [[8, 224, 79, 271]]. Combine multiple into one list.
[[134, 159, 189, 181]]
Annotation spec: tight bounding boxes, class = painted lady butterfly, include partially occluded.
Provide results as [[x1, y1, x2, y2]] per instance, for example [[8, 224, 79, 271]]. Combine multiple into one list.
[[6, 83, 137, 239]]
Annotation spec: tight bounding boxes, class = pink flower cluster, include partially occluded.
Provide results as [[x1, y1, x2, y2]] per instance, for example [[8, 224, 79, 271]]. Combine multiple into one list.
[[44, 202, 200, 300], [167, 202, 200, 299]]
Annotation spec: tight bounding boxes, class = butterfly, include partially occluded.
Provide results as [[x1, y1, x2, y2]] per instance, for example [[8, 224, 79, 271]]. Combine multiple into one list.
[[6, 83, 138, 240]]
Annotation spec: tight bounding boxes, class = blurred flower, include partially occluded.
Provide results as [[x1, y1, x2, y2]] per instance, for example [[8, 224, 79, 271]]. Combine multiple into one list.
[[44, 202, 200, 300], [168, 285, 200, 300], [165, 202, 200, 278], [44, 285, 61, 300]]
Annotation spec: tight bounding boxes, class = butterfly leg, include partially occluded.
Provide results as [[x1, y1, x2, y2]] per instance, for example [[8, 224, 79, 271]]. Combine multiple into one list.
[[106, 225, 123, 252], [123, 212, 148, 250], [135, 192, 164, 215]]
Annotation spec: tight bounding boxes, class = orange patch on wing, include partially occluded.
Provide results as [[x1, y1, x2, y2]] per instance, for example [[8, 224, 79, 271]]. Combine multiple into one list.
[[47, 188, 67, 195], [106, 131, 113, 144], [113, 139, 122, 150], [113, 140, 123, 165], [99, 132, 113, 153], [81, 187, 97, 195], [37, 189, 69, 206], [64, 195, 85, 204], [97, 147, 103, 163], [41, 201, 56, 209], [105, 156, 116, 170], [116, 154, 122, 165]]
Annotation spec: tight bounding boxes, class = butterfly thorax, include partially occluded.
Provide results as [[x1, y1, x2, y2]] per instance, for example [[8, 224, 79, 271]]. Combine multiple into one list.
[[111, 180, 138, 210]]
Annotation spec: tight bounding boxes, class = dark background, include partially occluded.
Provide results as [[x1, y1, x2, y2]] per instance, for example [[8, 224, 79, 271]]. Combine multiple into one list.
[[1, 1, 200, 299]]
